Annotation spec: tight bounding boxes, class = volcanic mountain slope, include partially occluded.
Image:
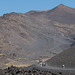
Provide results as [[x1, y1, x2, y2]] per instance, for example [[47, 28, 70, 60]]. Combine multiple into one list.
[[47, 45, 75, 68], [0, 13, 55, 68], [0, 4, 75, 68], [27, 4, 75, 24], [26, 4, 75, 48]]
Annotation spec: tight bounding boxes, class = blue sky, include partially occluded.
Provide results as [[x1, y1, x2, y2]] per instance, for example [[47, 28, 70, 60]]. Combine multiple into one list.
[[0, 0, 75, 16]]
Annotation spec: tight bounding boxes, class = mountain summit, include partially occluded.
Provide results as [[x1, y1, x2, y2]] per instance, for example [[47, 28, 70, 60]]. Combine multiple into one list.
[[26, 4, 75, 24], [54, 4, 75, 12], [56, 4, 70, 9]]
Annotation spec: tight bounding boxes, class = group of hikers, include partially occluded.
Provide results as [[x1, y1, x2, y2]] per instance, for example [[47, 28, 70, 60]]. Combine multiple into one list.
[[38, 60, 65, 68]]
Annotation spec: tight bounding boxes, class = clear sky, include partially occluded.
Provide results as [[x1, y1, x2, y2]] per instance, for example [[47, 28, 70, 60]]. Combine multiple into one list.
[[0, 0, 75, 16]]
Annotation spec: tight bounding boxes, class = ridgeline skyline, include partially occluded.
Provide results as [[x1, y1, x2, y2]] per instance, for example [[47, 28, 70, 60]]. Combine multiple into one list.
[[0, 0, 75, 16]]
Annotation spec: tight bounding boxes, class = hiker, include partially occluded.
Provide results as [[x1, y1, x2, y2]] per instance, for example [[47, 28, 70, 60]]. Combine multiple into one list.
[[62, 64, 65, 68]]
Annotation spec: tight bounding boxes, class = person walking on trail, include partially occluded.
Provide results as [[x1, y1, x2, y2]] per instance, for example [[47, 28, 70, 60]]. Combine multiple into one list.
[[62, 64, 65, 68]]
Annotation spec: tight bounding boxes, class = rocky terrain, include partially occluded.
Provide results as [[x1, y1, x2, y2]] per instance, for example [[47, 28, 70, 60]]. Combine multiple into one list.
[[0, 66, 56, 75], [0, 4, 75, 68], [0, 65, 75, 75]]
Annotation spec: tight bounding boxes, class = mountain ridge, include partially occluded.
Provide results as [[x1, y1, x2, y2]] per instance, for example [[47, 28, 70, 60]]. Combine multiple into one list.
[[26, 4, 75, 15]]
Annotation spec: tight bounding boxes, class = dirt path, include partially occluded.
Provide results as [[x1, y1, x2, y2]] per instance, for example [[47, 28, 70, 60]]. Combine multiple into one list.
[[33, 62, 75, 74]]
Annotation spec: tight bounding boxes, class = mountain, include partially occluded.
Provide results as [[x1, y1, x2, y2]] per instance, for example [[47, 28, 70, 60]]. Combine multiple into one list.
[[46, 45, 75, 68], [26, 4, 75, 24], [0, 4, 75, 68]]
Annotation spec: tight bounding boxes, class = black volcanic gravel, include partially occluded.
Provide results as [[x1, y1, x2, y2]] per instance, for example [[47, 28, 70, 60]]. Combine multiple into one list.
[[0, 66, 75, 75]]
